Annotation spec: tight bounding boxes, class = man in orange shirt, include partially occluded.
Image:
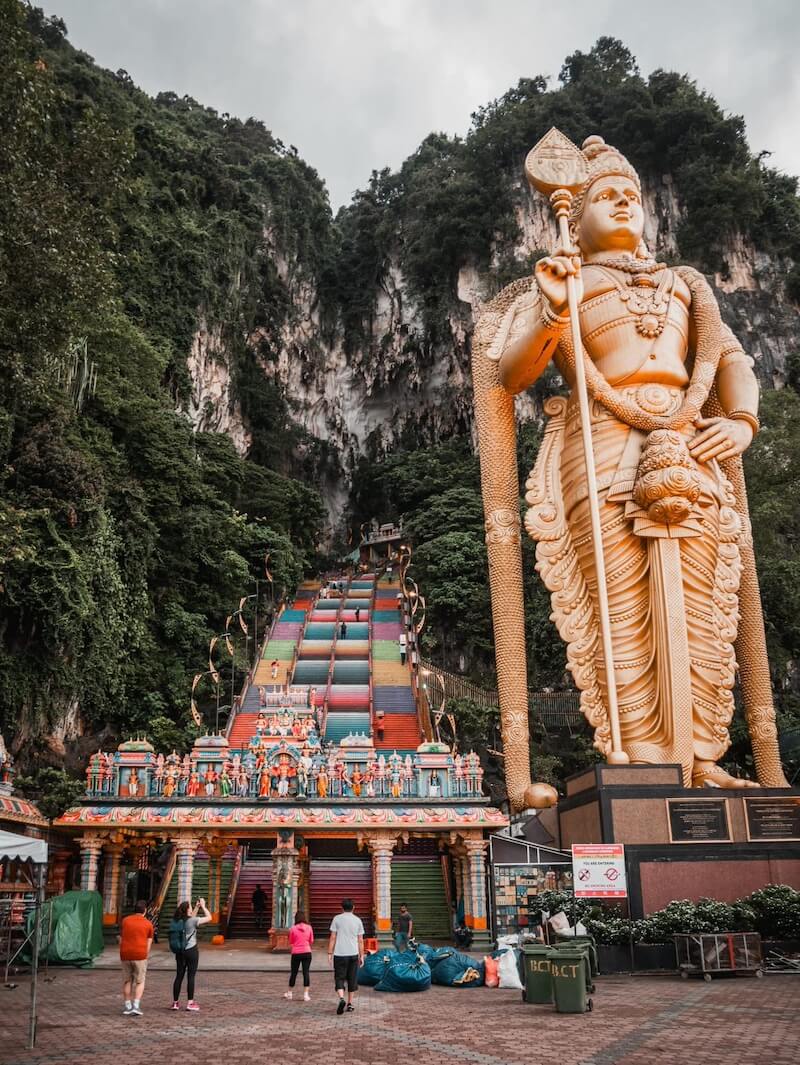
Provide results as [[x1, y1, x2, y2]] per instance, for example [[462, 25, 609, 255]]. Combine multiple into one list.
[[119, 899, 154, 1016]]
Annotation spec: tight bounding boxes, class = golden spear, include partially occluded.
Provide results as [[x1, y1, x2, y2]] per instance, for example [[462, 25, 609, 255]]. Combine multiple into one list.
[[525, 128, 628, 766]]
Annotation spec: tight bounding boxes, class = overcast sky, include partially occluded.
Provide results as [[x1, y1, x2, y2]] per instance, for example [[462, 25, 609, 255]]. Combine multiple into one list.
[[41, 0, 800, 209]]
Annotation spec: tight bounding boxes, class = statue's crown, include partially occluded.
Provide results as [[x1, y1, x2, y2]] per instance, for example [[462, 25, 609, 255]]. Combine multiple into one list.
[[525, 128, 640, 220], [581, 135, 639, 189], [572, 135, 640, 219]]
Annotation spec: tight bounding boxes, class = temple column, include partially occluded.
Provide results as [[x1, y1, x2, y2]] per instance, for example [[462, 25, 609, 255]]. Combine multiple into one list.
[[300, 851, 311, 923], [204, 838, 228, 927], [291, 861, 301, 928], [79, 834, 104, 892], [172, 836, 200, 906], [452, 849, 464, 917], [452, 847, 473, 932], [101, 841, 125, 926], [368, 833, 397, 945], [464, 836, 491, 948], [270, 831, 297, 951]]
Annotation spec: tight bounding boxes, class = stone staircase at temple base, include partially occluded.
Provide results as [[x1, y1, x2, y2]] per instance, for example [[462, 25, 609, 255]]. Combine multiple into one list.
[[391, 851, 451, 941], [226, 843, 274, 938]]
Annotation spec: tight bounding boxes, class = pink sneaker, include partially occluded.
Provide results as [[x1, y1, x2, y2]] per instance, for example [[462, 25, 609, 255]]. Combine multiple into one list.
[[186, 1001, 200, 1012], [170, 1002, 180, 1010]]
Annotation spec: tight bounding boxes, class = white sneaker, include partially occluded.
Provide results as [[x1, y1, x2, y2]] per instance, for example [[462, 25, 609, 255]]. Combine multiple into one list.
[[303, 991, 311, 1002], [123, 1005, 133, 1016], [129, 1005, 143, 1017], [283, 991, 293, 1000]]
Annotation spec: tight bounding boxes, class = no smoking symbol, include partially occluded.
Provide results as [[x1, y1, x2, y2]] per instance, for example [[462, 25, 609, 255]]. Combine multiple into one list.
[[605, 867, 620, 881]]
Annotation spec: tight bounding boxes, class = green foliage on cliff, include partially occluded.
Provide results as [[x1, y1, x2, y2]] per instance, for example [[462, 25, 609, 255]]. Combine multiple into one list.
[[0, 2, 323, 758], [337, 37, 800, 343]]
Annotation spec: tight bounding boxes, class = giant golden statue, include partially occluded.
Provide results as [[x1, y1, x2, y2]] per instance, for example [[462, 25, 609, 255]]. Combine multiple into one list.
[[473, 130, 788, 809]]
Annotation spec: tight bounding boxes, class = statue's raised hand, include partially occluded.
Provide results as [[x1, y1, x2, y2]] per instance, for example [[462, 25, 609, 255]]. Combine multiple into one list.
[[689, 416, 754, 463], [535, 247, 583, 315]]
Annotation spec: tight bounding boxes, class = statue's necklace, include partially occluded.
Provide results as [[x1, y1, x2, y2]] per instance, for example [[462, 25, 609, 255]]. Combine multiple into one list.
[[592, 261, 674, 339]]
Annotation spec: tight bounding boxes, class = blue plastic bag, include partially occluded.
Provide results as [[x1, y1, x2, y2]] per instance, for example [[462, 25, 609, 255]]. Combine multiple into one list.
[[374, 954, 432, 992], [414, 942, 437, 962], [429, 947, 485, 987], [357, 948, 397, 986]]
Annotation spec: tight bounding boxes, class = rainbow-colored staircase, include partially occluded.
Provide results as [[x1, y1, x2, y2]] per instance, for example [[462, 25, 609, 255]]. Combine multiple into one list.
[[372, 575, 421, 754]]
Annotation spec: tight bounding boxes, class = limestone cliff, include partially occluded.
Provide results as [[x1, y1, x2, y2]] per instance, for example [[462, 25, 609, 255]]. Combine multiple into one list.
[[187, 171, 800, 526]]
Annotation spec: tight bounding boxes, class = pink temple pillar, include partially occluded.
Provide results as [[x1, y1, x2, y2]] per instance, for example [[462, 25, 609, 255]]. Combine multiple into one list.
[[172, 836, 199, 906], [368, 834, 397, 945], [101, 842, 125, 926], [79, 835, 104, 892]]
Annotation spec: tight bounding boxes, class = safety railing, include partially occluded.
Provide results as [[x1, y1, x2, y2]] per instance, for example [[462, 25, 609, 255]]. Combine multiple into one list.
[[417, 659, 583, 731]]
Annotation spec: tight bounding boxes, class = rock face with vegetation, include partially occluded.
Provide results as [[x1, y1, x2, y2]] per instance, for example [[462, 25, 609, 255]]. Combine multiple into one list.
[[2, 5, 799, 793]]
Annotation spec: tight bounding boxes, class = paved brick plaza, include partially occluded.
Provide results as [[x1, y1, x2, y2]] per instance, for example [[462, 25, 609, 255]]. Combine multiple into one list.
[[2, 969, 798, 1065]]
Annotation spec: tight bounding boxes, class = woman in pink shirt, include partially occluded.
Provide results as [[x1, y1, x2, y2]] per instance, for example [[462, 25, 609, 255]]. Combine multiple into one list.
[[284, 912, 315, 1001]]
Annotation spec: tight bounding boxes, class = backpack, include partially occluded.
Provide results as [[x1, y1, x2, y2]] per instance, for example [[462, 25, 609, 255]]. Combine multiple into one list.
[[168, 918, 187, 953]]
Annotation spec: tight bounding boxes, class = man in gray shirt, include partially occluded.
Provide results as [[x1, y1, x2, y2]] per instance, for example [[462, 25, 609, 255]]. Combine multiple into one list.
[[328, 898, 365, 1014]]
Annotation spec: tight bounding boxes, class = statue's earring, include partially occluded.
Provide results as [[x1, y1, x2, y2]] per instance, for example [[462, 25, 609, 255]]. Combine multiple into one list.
[[568, 221, 580, 252], [636, 240, 650, 261]]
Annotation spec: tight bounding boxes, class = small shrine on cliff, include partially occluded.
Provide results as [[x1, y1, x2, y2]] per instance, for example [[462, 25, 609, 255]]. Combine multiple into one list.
[[0, 735, 47, 837], [56, 574, 506, 948]]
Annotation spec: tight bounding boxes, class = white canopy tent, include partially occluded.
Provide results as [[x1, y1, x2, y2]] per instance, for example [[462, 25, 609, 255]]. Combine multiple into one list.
[[0, 828, 47, 865], [0, 827, 48, 1048]]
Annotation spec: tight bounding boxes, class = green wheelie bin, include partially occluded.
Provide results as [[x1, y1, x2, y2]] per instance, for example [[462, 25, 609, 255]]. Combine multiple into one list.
[[550, 949, 593, 1013], [521, 945, 553, 1004], [556, 934, 599, 977], [552, 941, 596, 994]]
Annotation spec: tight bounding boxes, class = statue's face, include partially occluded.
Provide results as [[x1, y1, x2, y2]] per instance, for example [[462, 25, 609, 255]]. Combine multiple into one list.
[[576, 175, 644, 255]]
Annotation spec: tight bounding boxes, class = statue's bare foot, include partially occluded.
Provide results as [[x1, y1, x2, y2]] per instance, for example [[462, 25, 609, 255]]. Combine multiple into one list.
[[691, 762, 759, 789]]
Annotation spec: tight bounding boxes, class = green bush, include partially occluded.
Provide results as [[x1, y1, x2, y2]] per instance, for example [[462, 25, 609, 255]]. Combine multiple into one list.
[[747, 885, 800, 940], [585, 889, 799, 945]]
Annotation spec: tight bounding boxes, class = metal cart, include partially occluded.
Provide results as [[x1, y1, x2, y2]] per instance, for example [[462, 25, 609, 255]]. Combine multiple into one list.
[[674, 932, 763, 981]]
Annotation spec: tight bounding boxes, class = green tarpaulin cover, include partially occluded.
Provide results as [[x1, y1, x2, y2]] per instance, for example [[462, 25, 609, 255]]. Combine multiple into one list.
[[25, 890, 104, 966]]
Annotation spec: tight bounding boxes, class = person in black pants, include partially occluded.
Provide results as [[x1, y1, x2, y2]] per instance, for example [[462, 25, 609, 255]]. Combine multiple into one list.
[[284, 912, 315, 1001], [171, 898, 211, 1011], [328, 898, 364, 1014]]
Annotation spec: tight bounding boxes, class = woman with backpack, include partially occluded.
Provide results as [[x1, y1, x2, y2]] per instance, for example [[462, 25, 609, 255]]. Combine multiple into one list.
[[169, 897, 212, 1011]]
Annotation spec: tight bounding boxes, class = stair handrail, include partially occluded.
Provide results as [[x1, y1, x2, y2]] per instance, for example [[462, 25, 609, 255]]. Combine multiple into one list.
[[400, 590, 434, 743], [327, 586, 342, 711], [288, 644, 299, 688], [221, 844, 244, 936], [367, 580, 376, 735], [440, 852, 454, 918], [320, 690, 329, 742], [152, 844, 177, 922]]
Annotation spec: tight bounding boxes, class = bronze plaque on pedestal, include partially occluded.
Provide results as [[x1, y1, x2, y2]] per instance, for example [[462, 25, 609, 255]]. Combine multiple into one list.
[[666, 798, 732, 843], [744, 797, 800, 842]]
